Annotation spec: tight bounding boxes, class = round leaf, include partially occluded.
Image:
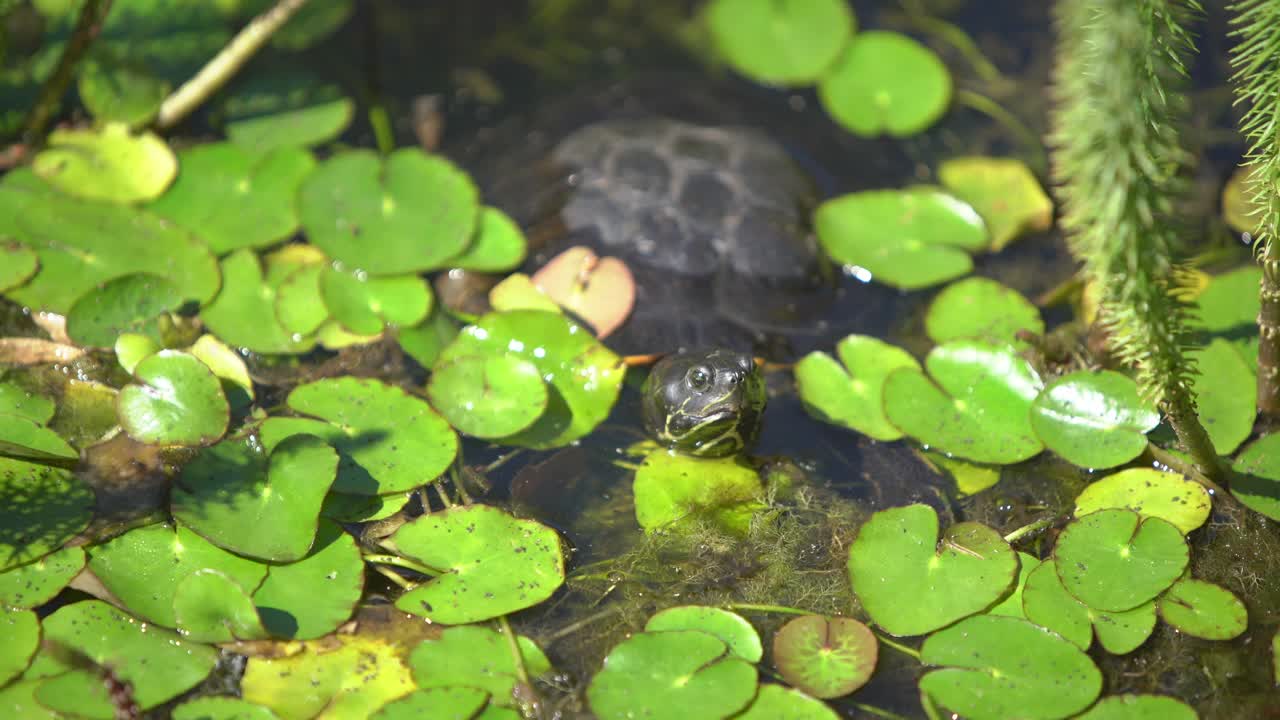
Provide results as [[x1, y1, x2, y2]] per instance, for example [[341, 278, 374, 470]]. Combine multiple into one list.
[[173, 568, 268, 643], [0, 608, 39, 686], [446, 206, 527, 272], [371, 688, 489, 720], [242, 634, 413, 720], [645, 606, 763, 663], [794, 334, 920, 441], [633, 450, 765, 535], [275, 262, 330, 335], [772, 615, 876, 699], [223, 68, 355, 153], [1090, 601, 1157, 655], [1232, 431, 1280, 521], [0, 242, 38, 292], [320, 265, 433, 335], [66, 272, 182, 348], [847, 504, 1018, 636], [201, 247, 318, 355], [705, 0, 854, 85], [389, 505, 565, 624], [1074, 468, 1211, 534], [1053, 509, 1188, 612], [734, 684, 838, 720], [428, 353, 548, 438], [408, 625, 551, 705], [0, 458, 93, 571], [117, 349, 230, 446], [987, 551, 1040, 619], [0, 383, 55, 424], [938, 156, 1053, 251], [250, 520, 364, 640], [114, 332, 160, 374], [819, 31, 952, 137], [1030, 371, 1161, 470], [0, 413, 78, 465], [1158, 578, 1247, 641], [925, 277, 1043, 349], [33, 123, 176, 202], [0, 545, 85, 608], [1075, 694, 1197, 720], [1021, 560, 1092, 650]]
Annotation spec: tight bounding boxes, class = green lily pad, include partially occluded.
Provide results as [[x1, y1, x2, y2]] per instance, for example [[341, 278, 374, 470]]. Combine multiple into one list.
[[705, 0, 854, 85], [0, 383, 55, 424], [173, 568, 268, 643], [446, 206, 528, 272], [396, 304, 461, 370], [320, 265, 433, 335], [1074, 468, 1211, 534], [201, 247, 319, 354], [250, 520, 364, 640], [919, 615, 1101, 720], [772, 614, 876, 699], [0, 608, 39, 687], [322, 489, 412, 523], [222, 68, 356, 153], [408, 625, 551, 705], [933, 452, 1002, 495], [147, 143, 316, 255], [938, 156, 1053, 251], [1021, 559, 1092, 650], [1191, 266, 1261, 367], [241, 634, 414, 720], [1158, 578, 1248, 641], [1076, 694, 1197, 720], [0, 679, 54, 720], [1232, 432, 1280, 521], [275, 262, 329, 335], [33, 600, 217, 717], [371, 687, 492, 720], [78, 51, 169, 126], [173, 697, 282, 720], [299, 148, 479, 275], [114, 332, 160, 374], [262, 376, 457, 495], [0, 243, 38, 292], [427, 353, 548, 439], [814, 188, 986, 290], [1189, 338, 1255, 455], [1053, 509, 1188, 612], [0, 413, 79, 465], [819, 31, 952, 137], [588, 630, 757, 720], [987, 551, 1040, 619], [0, 175, 220, 314], [633, 449, 766, 535], [735, 684, 838, 720], [33, 123, 176, 202], [435, 310, 625, 448], [65, 273, 181, 348], [1030, 371, 1161, 470], [925, 277, 1043, 349], [883, 341, 1044, 464], [388, 504, 565, 624], [794, 335, 920, 441], [117, 349, 229, 446], [172, 434, 338, 562], [189, 334, 255, 407], [1090, 601, 1157, 655], [645, 606, 763, 663], [0, 545, 85, 608], [0, 458, 93, 571], [488, 273, 562, 315], [87, 523, 268, 627], [847, 504, 1017, 636]]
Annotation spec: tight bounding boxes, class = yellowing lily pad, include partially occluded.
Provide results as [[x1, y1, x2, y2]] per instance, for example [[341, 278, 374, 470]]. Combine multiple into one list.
[[1029, 371, 1160, 470], [1074, 468, 1211, 534], [633, 449, 766, 535], [771, 615, 876, 699], [117, 349, 229, 446], [242, 634, 414, 720], [427, 353, 548, 439], [819, 31, 952, 138], [794, 334, 920, 441], [705, 0, 854, 85], [408, 625, 550, 706], [938, 156, 1053, 251], [1158, 578, 1247, 641], [1053, 509, 1188, 612], [33, 123, 176, 202], [925, 277, 1043, 349]]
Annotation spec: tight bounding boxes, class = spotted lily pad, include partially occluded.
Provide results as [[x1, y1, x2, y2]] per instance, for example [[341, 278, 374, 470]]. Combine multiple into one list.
[[819, 31, 952, 137], [0, 458, 93, 571], [847, 504, 1017, 636], [250, 520, 364, 639], [299, 148, 479, 275], [1074, 468, 1211, 534], [371, 688, 492, 720], [320, 265, 433, 335], [435, 310, 625, 448], [408, 625, 550, 704], [1076, 695, 1198, 720], [925, 277, 1043, 349], [446, 206, 528, 272], [200, 247, 319, 355], [427, 353, 548, 439], [117, 350, 229, 446], [388, 504, 564, 624], [987, 552, 1040, 619], [1189, 338, 1255, 455], [1158, 578, 1247, 641], [919, 615, 1102, 720], [0, 545, 84, 608], [32, 123, 176, 202], [815, 188, 986, 290], [222, 66, 355, 152], [938, 157, 1053, 251], [1030, 371, 1160, 470], [705, 0, 853, 85], [242, 634, 414, 720], [772, 615, 876, 699], [0, 608, 38, 686], [1231, 432, 1280, 521], [173, 697, 282, 720], [1022, 559, 1158, 654], [65, 273, 181, 348], [633, 449, 766, 535], [588, 630, 757, 720], [795, 335, 920, 441], [1053, 509, 1188, 612], [883, 341, 1044, 464], [645, 606, 763, 663], [172, 434, 338, 562], [262, 376, 457, 495], [172, 568, 268, 643], [735, 684, 838, 720], [147, 143, 315, 255]]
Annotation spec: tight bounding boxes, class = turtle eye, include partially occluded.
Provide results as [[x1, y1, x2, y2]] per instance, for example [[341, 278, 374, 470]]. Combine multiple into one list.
[[688, 366, 711, 391]]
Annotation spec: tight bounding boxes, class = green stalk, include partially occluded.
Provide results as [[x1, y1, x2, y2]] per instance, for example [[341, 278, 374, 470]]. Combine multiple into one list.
[[1049, 0, 1224, 485], [21, 0, 113, 144]]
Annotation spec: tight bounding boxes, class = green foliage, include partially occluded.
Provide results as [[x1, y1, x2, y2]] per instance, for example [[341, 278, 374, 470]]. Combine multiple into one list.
[[1230, 0, 1280, 272]]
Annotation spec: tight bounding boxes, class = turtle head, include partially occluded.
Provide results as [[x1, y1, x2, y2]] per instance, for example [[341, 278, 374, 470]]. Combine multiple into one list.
[[640, 348, 766, 458]]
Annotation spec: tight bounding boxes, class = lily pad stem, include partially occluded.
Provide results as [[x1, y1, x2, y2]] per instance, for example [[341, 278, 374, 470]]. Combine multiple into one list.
[[953, 89, 1048, 175], [496, 616, 532, 688], [370, 563, 412, 590], [1003, 516, 1057, 544], [431, 482, 455, 508], [872, 631, 922, 660], [1145, 441, 1229, 498], [154, 0, 312, 130], [21, 0, 114, 144], [540, 607, 624, 644], [721, 602, 813, 616], [362, 553, 440, 577], [891, 3, 1009, 88]]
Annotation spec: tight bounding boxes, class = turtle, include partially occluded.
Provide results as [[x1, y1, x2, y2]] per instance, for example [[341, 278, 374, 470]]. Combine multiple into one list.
[[640, 348, 766, 458]]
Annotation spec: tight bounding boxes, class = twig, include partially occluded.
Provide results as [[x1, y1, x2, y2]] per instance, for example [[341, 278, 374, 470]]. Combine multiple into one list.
[[21, 0, 114, 143], [154, 0, 312, 130]]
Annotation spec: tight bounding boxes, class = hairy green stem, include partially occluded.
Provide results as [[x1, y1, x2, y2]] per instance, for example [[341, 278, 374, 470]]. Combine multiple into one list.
[[21, 0, 113, 143]]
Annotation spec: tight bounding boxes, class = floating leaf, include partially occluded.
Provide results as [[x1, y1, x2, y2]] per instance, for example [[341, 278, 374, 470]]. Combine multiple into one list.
[[0, 678, 56, 720], [78, 51, 169, 125], [847, 504, 1017, 636], [173, 568, 268, 643], [447, 206, 527, 272], [883, 341, 1044, 464], [275, 262, 330, 335], [1232, 432, 1280, 522], [0, 413, 79, 465], [925, 277, 1042, 349], [938, 156, 1053, 251], [370, 687, 491, 720], [408, 625, 550, 705], [242, 634, 413, 720], [0, 545, 84, 608], [633, 450, 765, 535], [1075, 694, 1198, 720], [263, 376, 457, 495], [0, 608, 39, 686], [931, 451, 1001, 496], [173, 697, 282, 720], [987, 552, 1040, 619], [794, 335, 920, 441], [0, 243, 38, 292], [1090, 601, 1157, 655], [250, 520, 364, 639], [1021, 560, 1092, 650], [200, 247, 319, 355], [1189, 338, 1255, 455], [1053, 509, 1188, 612], [1158, 578, 1247, 641], [587, 630, 757, 720], [189, 334, 255, 407], [0, 458, 93, 571], [1074, 468, 1211, 534], [118, 349, 229, 446], [772, 615, 876, 699], [172, 434, 337, 562], [1191, 266, 1261, 367], [298, 148, 479, 275], [427, 353, 548, 439], [815, 188, 986, 290], [114, 333, 160, 374], [705, 0, 853, 85], [819, 31, 952, 137], [33, 123, 176, 202], [389, 505, 565, 624], [223, 67, 355, 152], [735, 684, 838, 720], [489, 273, 563, 314], [0, 383, 55, 424], [147, 142, 315, 255], [1030, 371, 1160, 470], [645, 606, 763, 663], [65, 273, 181, 347], [320, 265, 433, 335], [529, 246, 636, 339], [919, 615, 1101, 720], [396, 305, 460, 370]]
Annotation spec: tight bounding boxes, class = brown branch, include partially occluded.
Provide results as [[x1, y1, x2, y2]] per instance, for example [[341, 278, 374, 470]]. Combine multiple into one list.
[[1257, 258, 1280, 422], [20, 0, 114, 144]]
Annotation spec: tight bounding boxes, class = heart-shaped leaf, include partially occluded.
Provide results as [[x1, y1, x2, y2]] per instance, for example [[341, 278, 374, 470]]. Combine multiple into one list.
[[427, 353, 548, 439], [173, 568, 268, 643], [795, 334, 920, 441], [1053, 509, 1188, 612], [925, 277, 1042, 349], [1231, 432, 1280, 522], [33, 123, 176, 202], [1030, 371, 1160, 470], [735, 684, 839, 720], [633, 450, 765, 535], [1075, 695, 1197, 720], [445, 206, 527, 272], [1158, 578, 1247, 641], [705, 0, 854, 85], [0, 607, 38, 686], [1074, 468, 1211, 534], [819, 31, 952, 137], [117, 350, 229, 446], [645, 606, 763, 663], [772, 615, 876, 699], [200, 247, 319, 355], [320, 265, 433, 335], [250, 520, 364, 640], [1189, 338, 1255, 456], [241, 634, 412, 720], [0, 545, 85, 608]]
